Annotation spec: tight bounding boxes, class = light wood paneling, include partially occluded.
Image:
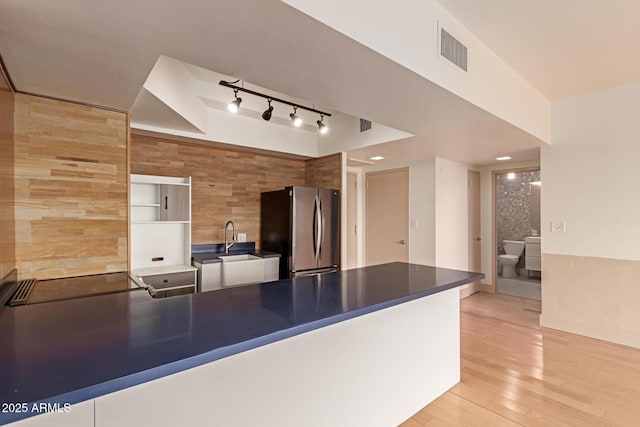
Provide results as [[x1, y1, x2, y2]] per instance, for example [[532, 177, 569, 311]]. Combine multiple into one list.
[[0, 89, 15, 278], [305, 153, 342, 190], [0, 57, 11, 91], [402, 292, 640, 426], [14, 94, 128, 279], [541, 253, 640, 349], [130, 135, 306, 247]]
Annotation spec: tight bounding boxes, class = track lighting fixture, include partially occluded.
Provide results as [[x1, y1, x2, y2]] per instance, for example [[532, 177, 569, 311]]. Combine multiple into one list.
[[317, 115, 328, 134], [227, 89, 242, 113], [290, 107, 302, 127], [219, 80, 331, 134], [262, 99, 274, 121]]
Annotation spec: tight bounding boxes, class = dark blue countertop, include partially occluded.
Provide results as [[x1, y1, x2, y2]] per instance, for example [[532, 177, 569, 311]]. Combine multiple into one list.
[[0, 262, 483, 425], [191, 242, 281, 264]]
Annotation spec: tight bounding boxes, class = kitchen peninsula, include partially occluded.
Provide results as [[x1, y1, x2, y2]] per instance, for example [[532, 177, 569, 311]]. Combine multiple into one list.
[[0, 263, 483, 427]]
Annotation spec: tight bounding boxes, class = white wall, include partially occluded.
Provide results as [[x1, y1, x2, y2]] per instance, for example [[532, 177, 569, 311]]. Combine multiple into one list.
[[346, 166, 365, 268], [479, 160, 540, 286], [408, 159, 436, 266], [143, 56, 208, 132], [434, 158, 469, 271], [540, 81, 640, 348], [358, 157, 471, 276], [340, 153, 348, 269], [543, 81, 640, 260], [282, 0, 550, 144]]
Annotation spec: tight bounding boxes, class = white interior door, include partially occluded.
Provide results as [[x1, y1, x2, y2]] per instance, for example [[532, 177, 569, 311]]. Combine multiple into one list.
[[365, 169, 408, 266]]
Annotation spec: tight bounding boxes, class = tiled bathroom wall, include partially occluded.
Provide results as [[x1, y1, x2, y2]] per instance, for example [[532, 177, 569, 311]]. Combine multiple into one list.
[[497, 170, 541, 254]]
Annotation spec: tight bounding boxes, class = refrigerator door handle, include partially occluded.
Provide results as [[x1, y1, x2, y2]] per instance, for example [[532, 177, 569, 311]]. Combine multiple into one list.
[[318, 197, 324, 258], [315, 195, 322, 264], [312, 197, 317, 258]]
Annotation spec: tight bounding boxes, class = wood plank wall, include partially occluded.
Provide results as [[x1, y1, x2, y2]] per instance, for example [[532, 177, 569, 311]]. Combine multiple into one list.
[[0, 88, 15, 279], [305, 153, 342, 190], [130, 135, 307, 247], [13, 94, 128, 280]]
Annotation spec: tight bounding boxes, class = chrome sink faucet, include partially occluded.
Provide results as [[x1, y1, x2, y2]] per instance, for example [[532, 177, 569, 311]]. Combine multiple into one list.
[[224, 220, 237, 253]]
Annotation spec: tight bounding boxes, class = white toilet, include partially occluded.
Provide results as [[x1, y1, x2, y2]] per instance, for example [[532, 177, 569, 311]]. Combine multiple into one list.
[[499, 240, 525, 278]]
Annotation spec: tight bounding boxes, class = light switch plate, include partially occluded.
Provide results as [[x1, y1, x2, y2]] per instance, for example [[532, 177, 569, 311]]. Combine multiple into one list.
[[238, 233, 247, 242], [550, 221, 566, 233]]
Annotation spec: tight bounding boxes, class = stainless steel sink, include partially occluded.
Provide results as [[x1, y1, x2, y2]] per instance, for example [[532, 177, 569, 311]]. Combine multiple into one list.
[[220, 254, 265, 287]]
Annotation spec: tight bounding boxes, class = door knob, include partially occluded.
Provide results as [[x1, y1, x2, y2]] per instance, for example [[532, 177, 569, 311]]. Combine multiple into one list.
[[395, 240, 406, 245]]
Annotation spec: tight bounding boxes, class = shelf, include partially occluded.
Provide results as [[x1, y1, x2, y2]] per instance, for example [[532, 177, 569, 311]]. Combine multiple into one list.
[[132, 204, 161, 207]]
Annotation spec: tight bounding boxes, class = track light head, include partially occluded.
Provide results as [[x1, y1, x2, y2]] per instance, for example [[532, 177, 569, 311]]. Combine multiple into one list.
[[291, 114, 302, 127], [290, 106, 302, 127], [262, 100, 274, 121], [228, 90, 242, 113], [317, 115, 328, 134]]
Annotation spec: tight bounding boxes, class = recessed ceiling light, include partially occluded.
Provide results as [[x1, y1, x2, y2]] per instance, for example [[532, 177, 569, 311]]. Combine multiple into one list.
[[369, 156, 384, 161], [496, 156, 511, 161]]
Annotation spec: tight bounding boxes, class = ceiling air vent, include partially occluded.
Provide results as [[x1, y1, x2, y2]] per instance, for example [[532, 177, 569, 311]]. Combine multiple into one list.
[[440, 28, 467, 72], [360, 118, 372, 132]]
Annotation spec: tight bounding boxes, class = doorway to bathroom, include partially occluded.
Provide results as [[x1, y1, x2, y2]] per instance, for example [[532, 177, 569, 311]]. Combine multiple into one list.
[[493, 168, 541, 300]]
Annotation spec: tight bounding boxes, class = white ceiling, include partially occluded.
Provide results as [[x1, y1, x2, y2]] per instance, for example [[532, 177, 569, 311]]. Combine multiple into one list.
[[436, 0, 640, 100], [0, 0, 548, 166]]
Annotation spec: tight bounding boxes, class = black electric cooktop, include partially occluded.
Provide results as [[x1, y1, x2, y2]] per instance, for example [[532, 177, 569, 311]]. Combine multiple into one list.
[[7, 272, 145, 305]]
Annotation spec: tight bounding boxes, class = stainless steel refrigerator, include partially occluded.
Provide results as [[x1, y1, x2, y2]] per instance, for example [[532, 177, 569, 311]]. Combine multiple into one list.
[[261, 186, 340, 279]]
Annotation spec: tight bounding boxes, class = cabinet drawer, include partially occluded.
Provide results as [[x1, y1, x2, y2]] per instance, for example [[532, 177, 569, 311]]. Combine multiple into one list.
[[525, 256, 541, 271], [152, 287, 195, 298], [140, 271, 195, 289], [526, 243, 541, 257]]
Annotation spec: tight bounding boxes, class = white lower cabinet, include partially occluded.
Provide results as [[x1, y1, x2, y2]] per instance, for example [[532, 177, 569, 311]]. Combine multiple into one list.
[[193, 256, 279, 292], [525, 237, 541, 273], [134, 265, 197, 297], [264, 257, 279, 282], [194, 261, 221, 292]]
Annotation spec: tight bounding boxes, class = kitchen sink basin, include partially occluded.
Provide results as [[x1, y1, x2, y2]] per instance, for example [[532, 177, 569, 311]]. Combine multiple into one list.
[[220, 254, 265, 287]]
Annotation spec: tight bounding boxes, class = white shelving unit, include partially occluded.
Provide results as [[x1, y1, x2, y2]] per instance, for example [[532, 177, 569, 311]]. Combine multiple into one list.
[[130, 174, 197, 295]]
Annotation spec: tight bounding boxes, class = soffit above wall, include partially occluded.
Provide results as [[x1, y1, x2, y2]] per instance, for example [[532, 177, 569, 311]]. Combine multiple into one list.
[[0, 0, 544, 165], [435, 0, 640, 100]]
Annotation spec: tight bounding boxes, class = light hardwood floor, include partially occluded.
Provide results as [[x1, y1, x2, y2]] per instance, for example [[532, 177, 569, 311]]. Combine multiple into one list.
[[401, 292, 640, 426]]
